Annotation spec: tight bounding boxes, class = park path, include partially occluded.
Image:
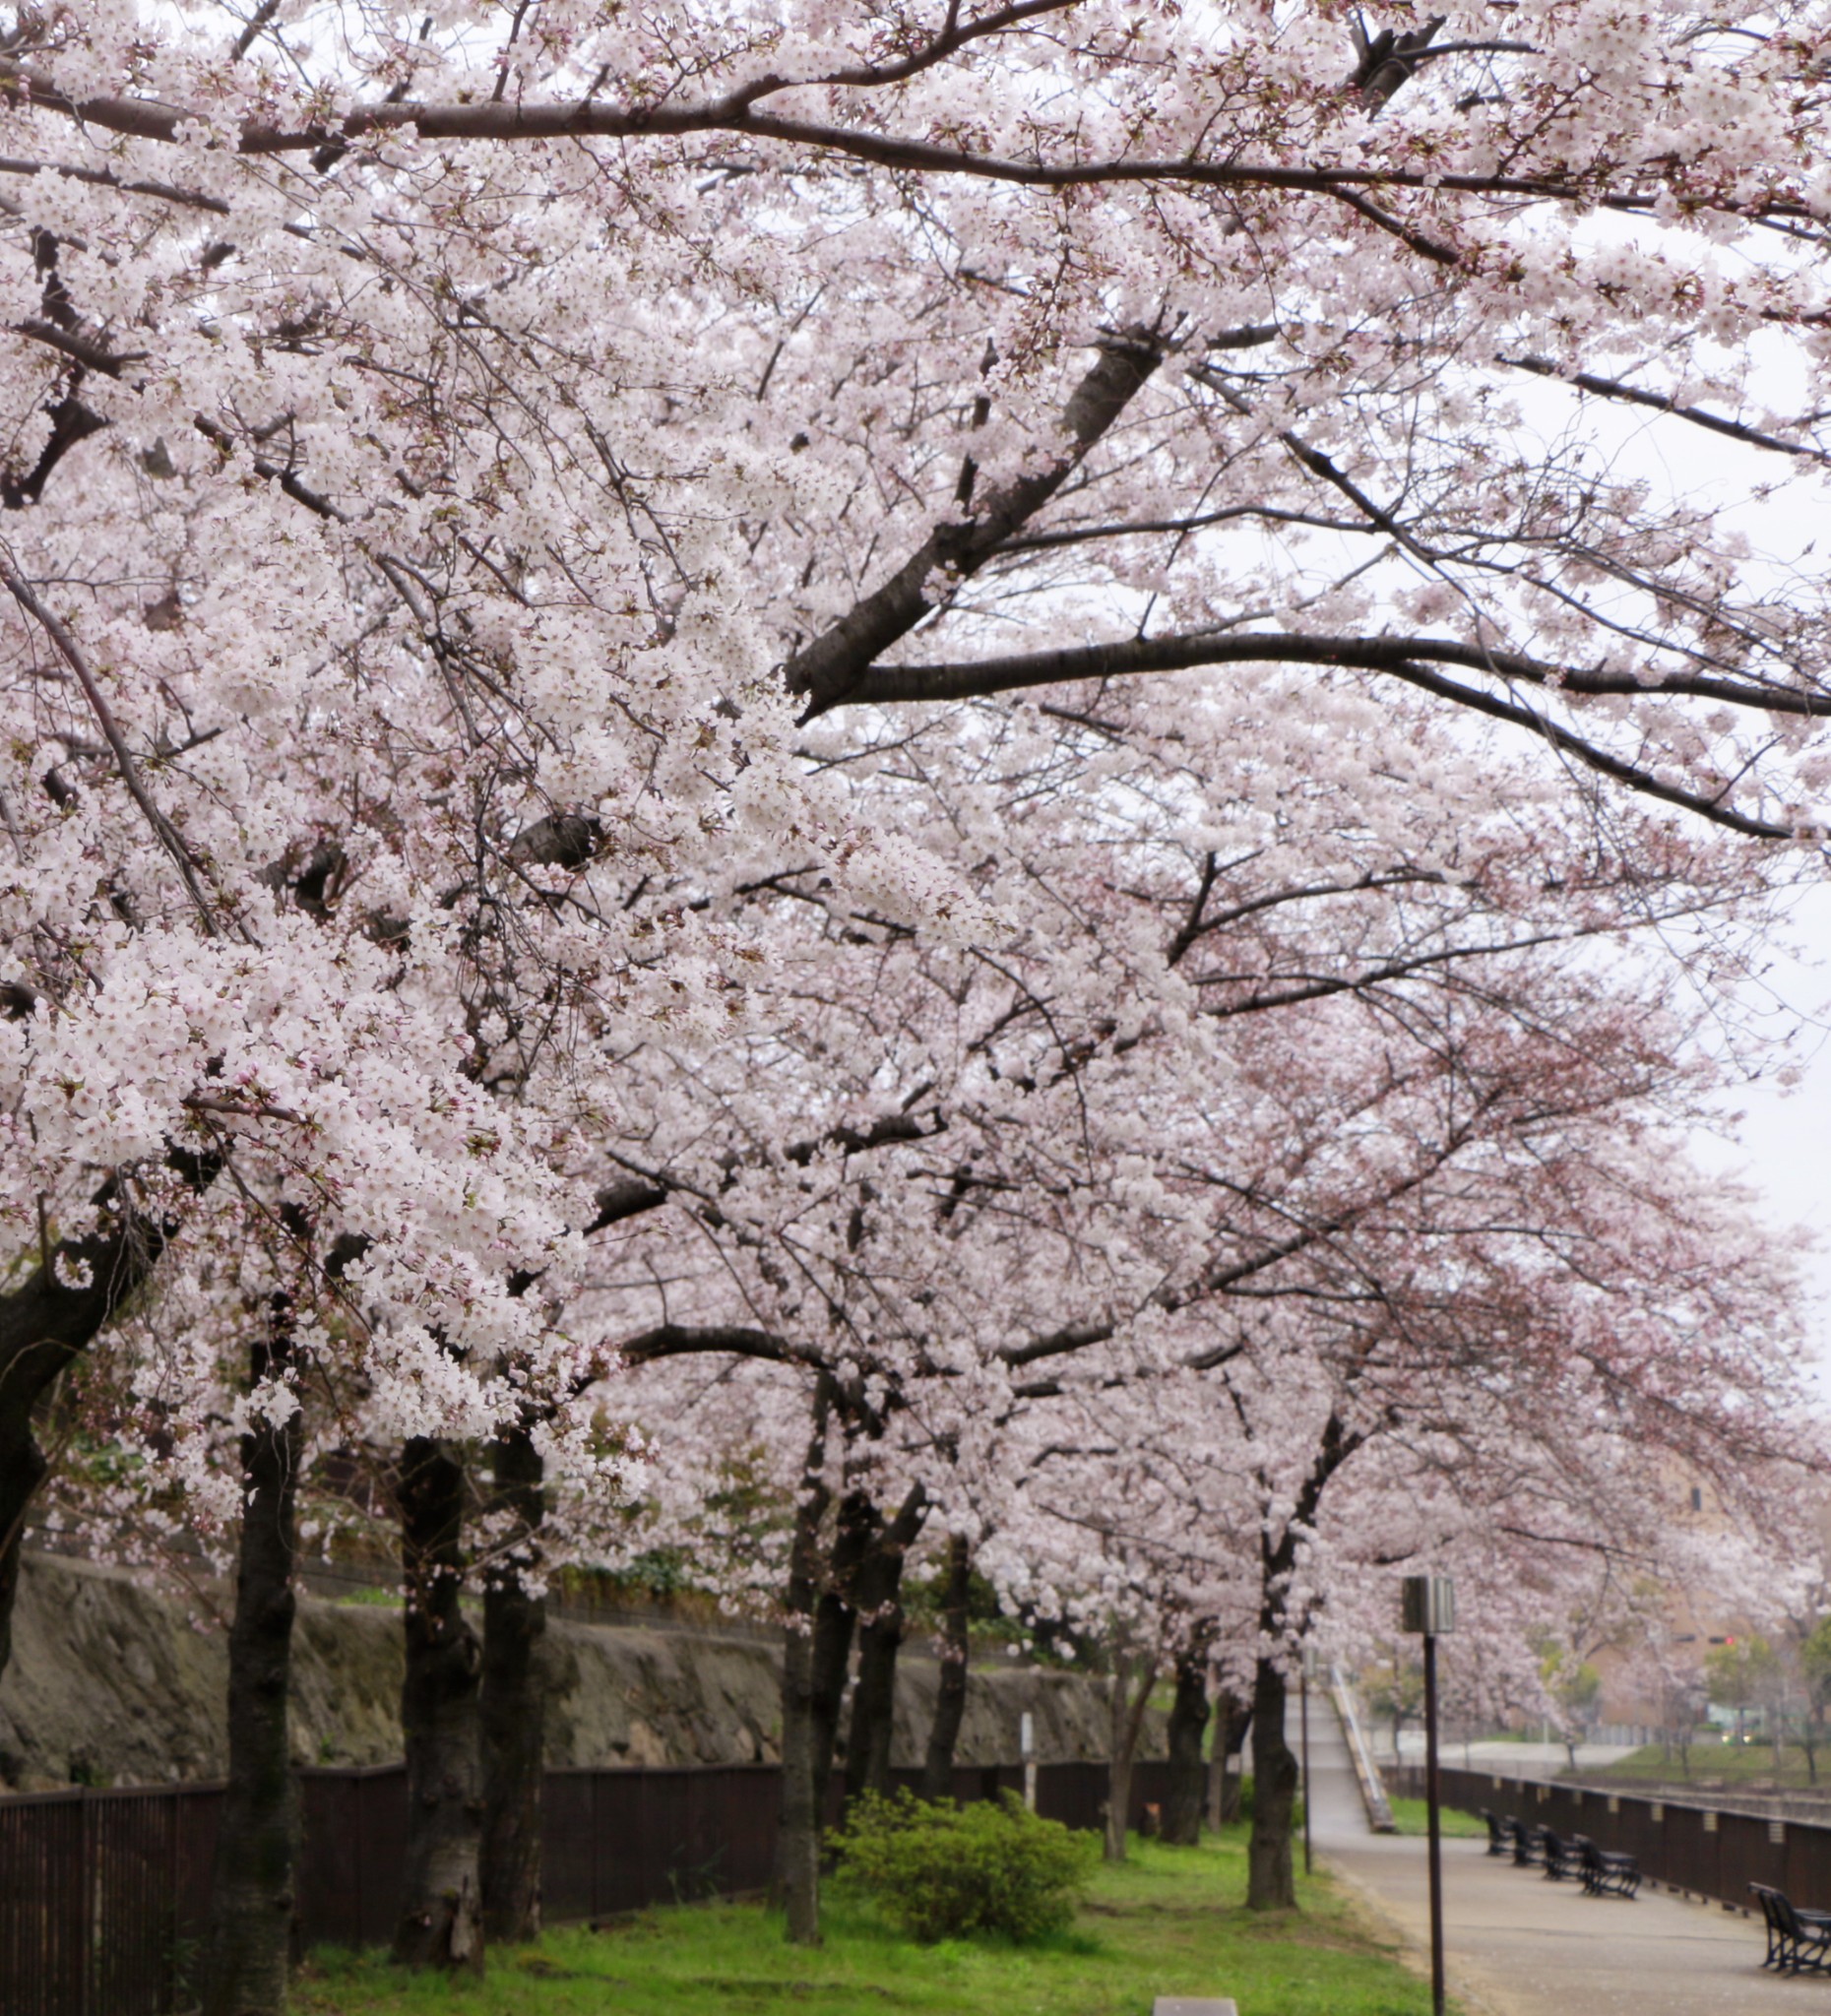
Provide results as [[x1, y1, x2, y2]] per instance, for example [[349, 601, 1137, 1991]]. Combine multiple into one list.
[[1305, 1700, 1806, 2014]]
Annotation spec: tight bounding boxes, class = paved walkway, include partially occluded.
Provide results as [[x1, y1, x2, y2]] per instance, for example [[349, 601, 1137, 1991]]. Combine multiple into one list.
[[1306, 1701, 1801, 2014]]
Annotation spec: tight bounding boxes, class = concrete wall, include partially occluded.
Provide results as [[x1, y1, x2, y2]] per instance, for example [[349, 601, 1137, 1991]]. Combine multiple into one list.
[[0, 1551, 1160, 1792]]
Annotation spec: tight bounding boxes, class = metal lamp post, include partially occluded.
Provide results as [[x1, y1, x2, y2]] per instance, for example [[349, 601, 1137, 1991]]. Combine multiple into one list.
[[1401, 1574, 1456, 2016]]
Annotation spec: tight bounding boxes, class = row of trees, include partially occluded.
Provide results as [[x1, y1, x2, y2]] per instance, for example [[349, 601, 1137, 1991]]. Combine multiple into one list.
[[4, 0, 1831, 2010]]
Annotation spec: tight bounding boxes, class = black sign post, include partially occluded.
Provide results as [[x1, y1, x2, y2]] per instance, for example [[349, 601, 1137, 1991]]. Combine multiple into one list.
[[1401, 1574, 1456, 2016]]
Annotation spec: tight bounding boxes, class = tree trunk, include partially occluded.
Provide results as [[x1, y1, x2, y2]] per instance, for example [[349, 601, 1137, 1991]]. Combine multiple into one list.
[[843, 1484, 925, 1808], [920, 1532, 973, 1799], [1214, 1689, 1250, 1826], [845, 1551, 904, 1807], [393, 1437, 484, 1972], [1162, 1654, 1211, 1847], [1104, 1640, 1160, 1863], [809, 1490, 874, 1825], [201, 1310, 301, 2016], [1246, 1655, 1299, 1911], [778, 1382, 835, 1945], [480, 1419, 545, 1946], [0, 1153, 218, 1681]]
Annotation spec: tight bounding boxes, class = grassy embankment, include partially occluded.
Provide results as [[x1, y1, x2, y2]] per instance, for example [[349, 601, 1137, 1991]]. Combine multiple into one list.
[[1580, 1739, 1830, 1792], [297, 1827, 1449, 2016], [1385, 1796, 1486, 1839]]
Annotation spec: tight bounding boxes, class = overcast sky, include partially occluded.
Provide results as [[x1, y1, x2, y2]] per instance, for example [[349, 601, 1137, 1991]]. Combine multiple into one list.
[[1691, 880, 1831, 1380]]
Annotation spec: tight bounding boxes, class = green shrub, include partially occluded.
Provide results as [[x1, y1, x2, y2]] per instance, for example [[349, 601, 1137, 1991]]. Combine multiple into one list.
[[829, 1790, 1097, 1944]]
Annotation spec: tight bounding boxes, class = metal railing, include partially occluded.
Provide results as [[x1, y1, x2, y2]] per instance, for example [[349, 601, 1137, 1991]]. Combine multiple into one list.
[[1389, 1761, 1831, 1920], [1329, 1665, 1395, 1833], [0, 1756, 1177, 2016]]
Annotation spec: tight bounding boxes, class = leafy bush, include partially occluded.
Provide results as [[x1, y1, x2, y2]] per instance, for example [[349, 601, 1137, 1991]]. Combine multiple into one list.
[[829, 1791, 1097, 1944]]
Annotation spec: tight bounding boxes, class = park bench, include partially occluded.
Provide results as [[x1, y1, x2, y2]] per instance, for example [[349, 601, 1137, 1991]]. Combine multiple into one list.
[[1510, 1818, 1546, 1867], [1749, 1884, 1831, 1973], [1479, 1808, 1514, 1858], [1575, 1835, 1640, 1899], [1538, 1826, 1583, 1881]]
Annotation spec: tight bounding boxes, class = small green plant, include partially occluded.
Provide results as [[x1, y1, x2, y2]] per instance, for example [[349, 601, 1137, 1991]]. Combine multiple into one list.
[[829, 1791, 1096, 1944]]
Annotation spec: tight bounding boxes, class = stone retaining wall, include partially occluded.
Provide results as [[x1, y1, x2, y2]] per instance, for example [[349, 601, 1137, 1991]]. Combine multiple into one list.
[[0, 1550, 1157, 1790]]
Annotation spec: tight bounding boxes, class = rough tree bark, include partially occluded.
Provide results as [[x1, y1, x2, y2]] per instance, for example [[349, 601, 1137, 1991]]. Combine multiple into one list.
[[0, 1150, 217, 1681], [1246, 1653, 1300, 1910], [1162, 1652, 1212, 1847], [808, 1489, 875, 1827], [200, 1303, 301, 2016], [919, 1532, 973, 1800], [1247, 1413, 1357, 1909], [787, 327, 1170, 718], [844, 1566, 902, 1805], [393, 1437, 485, 1971], [844, 1487, 925, 1807], [778, 1378, 836, 1945], [479, 1418, 545, 1945]]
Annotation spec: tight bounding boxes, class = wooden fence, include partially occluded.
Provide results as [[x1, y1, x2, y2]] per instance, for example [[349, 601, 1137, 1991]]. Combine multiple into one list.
[[0, 1756, 1174, 2016]]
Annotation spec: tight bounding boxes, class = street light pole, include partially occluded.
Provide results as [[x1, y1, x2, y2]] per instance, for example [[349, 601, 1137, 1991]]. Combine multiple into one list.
[[1422, 1629, 1444, 2016], [1402, 1574, 1455, 2016]]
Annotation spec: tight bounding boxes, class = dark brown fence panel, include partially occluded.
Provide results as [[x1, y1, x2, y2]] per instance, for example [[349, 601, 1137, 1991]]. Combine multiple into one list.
[[0, 1792, 85, 2016], [1, 1747, 1188, 2006], [295, 1765, 407, 1951], [0, 1785, 219, 2016], [540, 1770, 599, 1922]]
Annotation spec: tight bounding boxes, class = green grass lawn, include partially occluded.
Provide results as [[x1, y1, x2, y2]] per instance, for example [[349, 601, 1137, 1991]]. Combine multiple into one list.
[[1584, 1741, 1831, 1792], [1386, 1796, 1487, 1840], [296, 1829, 1447, 2016]]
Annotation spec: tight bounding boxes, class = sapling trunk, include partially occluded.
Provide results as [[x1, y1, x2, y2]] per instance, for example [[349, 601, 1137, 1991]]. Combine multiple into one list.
[[393, 1436, 485, 1972], [480, 1420, 546, 1945], [201, 1311, 301, 2016], [920, 1533, 973, 1799], [1104, 1639, 1160, 1862], [1219, 1694, 1252, 1824]]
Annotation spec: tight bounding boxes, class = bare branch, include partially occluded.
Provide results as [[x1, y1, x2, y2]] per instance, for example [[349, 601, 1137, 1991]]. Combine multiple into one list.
[[0, 565, 233, 932]]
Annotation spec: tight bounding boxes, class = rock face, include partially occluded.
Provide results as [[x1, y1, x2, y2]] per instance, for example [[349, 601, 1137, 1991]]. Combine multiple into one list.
[[0, 1552, 1159, 1791]]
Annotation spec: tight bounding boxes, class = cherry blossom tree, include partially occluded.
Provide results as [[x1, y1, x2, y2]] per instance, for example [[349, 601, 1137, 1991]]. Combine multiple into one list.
[[6, 0, 1831, 2000], [581, 662, 1815, 1928]]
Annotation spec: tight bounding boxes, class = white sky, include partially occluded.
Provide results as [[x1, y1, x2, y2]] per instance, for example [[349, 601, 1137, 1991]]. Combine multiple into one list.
[[1692, 880, 1831, 1379]]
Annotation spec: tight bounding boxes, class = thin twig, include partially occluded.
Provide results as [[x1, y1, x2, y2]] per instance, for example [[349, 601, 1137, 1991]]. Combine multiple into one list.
[[0, 564, 229, 937]]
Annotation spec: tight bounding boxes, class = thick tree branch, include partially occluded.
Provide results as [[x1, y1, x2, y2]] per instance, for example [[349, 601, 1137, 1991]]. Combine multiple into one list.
[[584, 1105, 942, 1236], [0, 1147, 221, 1677], [785, 326, 1171, 717], [0, 58, 1722, 227], [824, 627, 1817, 836], [614, 1323, 824, 1369], [824, 628, 1831, 717]]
